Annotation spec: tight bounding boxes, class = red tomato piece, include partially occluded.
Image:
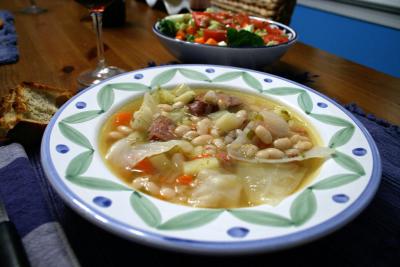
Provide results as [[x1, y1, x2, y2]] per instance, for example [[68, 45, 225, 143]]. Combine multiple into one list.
[[203, 29, 227, 42], [250, 19, 269, 30], [192, 12, 210, 28]]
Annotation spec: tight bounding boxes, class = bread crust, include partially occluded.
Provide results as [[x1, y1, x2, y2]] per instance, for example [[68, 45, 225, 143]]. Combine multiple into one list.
[[0, 82, 73, 143]]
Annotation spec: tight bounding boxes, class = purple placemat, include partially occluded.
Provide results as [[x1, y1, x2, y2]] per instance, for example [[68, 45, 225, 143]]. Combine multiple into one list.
[[0, 10, 18, 64]]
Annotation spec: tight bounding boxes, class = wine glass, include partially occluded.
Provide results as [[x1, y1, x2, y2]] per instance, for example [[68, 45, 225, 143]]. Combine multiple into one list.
[[75, 0, 125, 86], [20, 0, 47, 14]]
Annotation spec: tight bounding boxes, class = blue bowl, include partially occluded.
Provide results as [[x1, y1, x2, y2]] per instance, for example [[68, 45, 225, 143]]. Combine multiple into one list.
[[153, 14, 297, 69]]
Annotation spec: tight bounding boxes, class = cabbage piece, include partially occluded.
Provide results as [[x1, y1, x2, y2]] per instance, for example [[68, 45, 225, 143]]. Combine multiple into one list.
[[131, 92, 159, 132], [236, 162, 307, 205], [105, 139, 193, 172], [188, 169, 242, 208], [227, 145, 334, 163]]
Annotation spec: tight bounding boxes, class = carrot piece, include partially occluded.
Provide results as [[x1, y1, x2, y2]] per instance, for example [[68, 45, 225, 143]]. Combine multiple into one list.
[[114, 112, 132, 126], [194, 36, 205, 44], [205, 38, 218, 45], [134, 158, 154, 174], [176, 175, 194, 185], [186, 25, 196, 35], [195, 153, 212, 159], [175, 35, 184, 40], [176, 30, 186, 38]]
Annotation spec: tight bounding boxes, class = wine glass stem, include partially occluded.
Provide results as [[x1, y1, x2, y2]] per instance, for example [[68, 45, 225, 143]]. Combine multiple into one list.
[[91, 11, 106, 70]]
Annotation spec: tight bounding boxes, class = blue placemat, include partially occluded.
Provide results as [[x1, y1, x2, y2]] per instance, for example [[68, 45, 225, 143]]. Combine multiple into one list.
[[0, 88, 399, 265], [0, 10, 19, 64]]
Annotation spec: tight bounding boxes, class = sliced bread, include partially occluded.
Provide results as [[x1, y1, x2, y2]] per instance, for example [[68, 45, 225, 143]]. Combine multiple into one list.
[[0, 82, 73, 142]]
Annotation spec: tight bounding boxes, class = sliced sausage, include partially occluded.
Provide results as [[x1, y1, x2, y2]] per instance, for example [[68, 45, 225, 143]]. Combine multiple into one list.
[[148, 115, 176, 141], [188, 100, 217, 116]]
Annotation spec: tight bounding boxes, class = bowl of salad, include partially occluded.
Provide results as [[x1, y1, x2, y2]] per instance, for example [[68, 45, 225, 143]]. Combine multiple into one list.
[[153, 11, 297, 68]]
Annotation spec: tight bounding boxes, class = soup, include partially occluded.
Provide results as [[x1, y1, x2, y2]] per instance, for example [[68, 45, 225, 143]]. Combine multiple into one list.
[[99, 85, 331, 208]]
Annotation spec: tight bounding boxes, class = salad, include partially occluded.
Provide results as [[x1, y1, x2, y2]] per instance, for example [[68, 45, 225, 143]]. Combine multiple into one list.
[[158, 10, 290, 47]]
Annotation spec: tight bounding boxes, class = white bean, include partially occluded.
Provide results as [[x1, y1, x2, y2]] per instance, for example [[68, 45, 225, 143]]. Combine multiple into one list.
[[160, 187, 176, 199], [161, 111, 169, 117], [290, 134, 310, 144], [191, 135, 213, 146], [294, 141, 313, 151], [255, 125, 272, 145], [116, 125, 133, 135], [145, 182, 160, 195], [108, 131, 124, 140], [172, 101, 184, 109], [210, 127, 221, 137], [157, 104, 173, 112], [256, 148, 285, 159], [175, 125, 191, 137], [236, 110, 247, 123], [212, 138, 225, 148], [131, 177, 148, 189], [204, 91, 217, 104], [183, 130, 199, 141], [273, 137, 292, 150], [285, 148, 300, 158], [197, 118, 212, 135]]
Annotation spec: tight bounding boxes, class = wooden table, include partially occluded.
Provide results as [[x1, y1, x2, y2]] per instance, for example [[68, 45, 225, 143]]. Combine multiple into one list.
[[1, 0, 399, 125]]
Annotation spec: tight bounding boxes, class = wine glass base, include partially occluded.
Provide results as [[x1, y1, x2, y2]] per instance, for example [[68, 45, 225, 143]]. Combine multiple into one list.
[[77, 66, 125, 87], [20, 6, 47, 14]]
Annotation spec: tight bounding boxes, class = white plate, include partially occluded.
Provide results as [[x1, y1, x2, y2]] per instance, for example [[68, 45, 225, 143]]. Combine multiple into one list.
[[41, 65, 381, 254]]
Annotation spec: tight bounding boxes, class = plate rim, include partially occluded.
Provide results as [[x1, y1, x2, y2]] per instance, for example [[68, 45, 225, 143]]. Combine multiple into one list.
[[41, 64, 381, 254]]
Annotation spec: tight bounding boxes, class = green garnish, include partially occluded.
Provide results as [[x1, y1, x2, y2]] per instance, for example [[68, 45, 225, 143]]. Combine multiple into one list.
[[186, 34, 195, 42], [158, 19, 177, 37], [227, 28, 264, 47]]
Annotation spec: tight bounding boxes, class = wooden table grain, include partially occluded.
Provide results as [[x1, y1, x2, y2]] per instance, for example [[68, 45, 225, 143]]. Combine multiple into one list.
[[1, 0, 399, 125]]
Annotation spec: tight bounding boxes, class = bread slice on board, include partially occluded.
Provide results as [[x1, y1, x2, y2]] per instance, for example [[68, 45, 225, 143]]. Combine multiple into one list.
[[0, 82, 73, 144]]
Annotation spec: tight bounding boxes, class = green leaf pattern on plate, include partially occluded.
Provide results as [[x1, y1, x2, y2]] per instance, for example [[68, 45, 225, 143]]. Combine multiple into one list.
[[97, 85, 114, 112], [55, 67, 368, 232], [62, 110, 103, 124], [65, 150, 94, 178], [150, 68, 178, 87], [59, 122, 93, 150], [108, 83, 150, 91], [211, 71, 243, 82], [298, 91, 313, 114], [332, 151, 366, 175], [263, 87, 303, 95], [242, 72, 262, 92], [309, 114, 353, 127], [311, 174, 361, 190], [329, 126, 355, 148], [67, 176, 132, 191], [130, 192, 162, 227], [229, 210, 292, 227], [178, 68, 210, 82], [157, 210, 223, 230], [290, 189, 317, 226]]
